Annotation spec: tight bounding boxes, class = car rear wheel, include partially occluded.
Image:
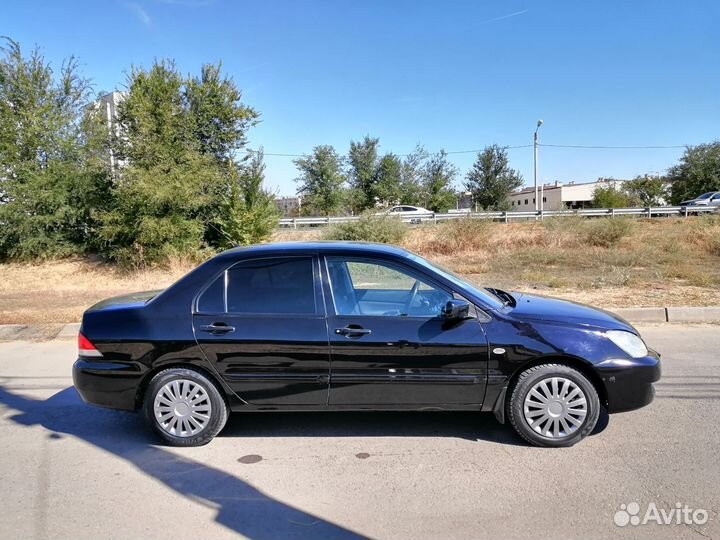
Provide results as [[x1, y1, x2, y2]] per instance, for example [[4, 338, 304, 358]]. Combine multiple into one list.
[[144, 368, 228, 447], [507, 363, 600, 447]]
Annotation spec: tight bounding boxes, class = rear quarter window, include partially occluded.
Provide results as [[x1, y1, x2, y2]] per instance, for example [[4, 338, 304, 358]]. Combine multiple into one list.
[[196, 274, 225, 313]]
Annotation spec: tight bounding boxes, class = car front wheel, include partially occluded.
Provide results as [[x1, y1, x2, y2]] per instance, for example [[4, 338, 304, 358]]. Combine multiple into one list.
[[144, 368, 229, 447], [507, 363, 600, 447]]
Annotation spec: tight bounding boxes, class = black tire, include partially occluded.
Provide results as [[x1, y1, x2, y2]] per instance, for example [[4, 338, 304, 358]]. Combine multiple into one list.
[[507, 363, 600, 448], [143, 367, 229, 447]]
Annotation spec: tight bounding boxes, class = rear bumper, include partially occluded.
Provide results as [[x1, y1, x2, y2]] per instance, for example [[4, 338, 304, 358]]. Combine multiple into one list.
[[595, 350, 661, 413], [72, 358, 142, 411]]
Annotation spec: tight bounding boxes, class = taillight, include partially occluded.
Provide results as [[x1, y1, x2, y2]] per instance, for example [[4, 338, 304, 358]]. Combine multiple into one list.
[[78, 332, 103, 358]]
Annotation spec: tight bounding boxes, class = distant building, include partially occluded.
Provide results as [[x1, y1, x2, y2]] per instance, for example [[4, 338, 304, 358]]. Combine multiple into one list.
[[93, 91, 126, 169], [98, 91, 124, 124], [508, 179, 622, 211], [455, 191, 473, 210], [275, 196, 302, 216]]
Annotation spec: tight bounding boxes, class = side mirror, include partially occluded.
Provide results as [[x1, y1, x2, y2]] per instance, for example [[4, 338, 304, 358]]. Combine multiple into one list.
[[441, 299, 470, 320]]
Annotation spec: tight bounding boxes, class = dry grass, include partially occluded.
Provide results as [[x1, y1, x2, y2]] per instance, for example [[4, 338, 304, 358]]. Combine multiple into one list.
[[2, 216, 719, 324], [409, 216, 720, 308], [0, 257, 195, 324]]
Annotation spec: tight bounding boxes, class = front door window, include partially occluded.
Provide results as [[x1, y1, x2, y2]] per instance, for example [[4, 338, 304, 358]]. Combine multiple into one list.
[[326, 258, 452, 318]]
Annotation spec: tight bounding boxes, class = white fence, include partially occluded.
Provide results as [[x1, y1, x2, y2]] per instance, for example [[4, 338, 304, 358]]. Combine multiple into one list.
[[278, 206, 718, 228]]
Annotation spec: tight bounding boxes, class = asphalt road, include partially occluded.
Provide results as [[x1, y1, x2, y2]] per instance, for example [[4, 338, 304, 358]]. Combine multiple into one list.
[[0, 325, 717, 540]]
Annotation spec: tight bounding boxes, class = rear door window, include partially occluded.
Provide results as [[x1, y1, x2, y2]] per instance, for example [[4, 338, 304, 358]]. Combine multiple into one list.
[[227, 257, 317, 315], [196, 257, 318, 315]]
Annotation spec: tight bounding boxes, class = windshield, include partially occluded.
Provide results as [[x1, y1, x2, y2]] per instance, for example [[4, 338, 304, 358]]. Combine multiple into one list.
[[698, 192, 714, 199], [408, 253, 505, 309]]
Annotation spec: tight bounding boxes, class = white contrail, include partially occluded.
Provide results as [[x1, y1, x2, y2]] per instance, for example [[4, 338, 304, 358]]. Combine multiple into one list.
[[478, 9, 529, 25], [125, 2, 151, 27]]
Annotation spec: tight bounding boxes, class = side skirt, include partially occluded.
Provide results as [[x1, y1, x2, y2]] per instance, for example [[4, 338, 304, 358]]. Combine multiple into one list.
[[228, 403, 484, 412]]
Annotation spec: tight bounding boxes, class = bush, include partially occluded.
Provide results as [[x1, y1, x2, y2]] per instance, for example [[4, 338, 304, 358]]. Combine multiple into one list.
[[323, 213, 407, 244], [705, 236, 720, 257], [591, 265, 633, 287], [590, 185, 635, 208], [420, 218, 493, 255], [541, 216, 586, 248], [686, 214, 720, 256], [584, 218, 634, 247]]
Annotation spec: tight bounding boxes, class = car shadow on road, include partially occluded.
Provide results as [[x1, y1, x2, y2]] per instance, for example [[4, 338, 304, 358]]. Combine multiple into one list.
[[218, 407, 609, 445], [0, 384, 611, 537], [0, 384, 370, 540], [220, 410, 529, 445]]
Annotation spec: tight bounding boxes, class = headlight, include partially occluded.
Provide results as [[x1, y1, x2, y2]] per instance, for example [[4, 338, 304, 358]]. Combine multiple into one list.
[[606, 330, 648, 358]]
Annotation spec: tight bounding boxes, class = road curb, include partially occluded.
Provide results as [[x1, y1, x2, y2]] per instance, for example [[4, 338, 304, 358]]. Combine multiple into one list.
[[610, 307, 667, 323], [601, 306, 720, 324], [665, 306, 720, 323], [56, 323, 81, 339], [0, 324, 29, 340], [1, 307, 719, 341], [0, 324, 71, 341]]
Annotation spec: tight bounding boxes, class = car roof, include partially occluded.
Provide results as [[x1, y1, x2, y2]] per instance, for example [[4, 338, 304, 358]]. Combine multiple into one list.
[[221, 241, 413, 259]]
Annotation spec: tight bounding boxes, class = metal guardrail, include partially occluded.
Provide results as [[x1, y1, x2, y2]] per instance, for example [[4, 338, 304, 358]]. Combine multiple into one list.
[[278, 206, 718, 228]]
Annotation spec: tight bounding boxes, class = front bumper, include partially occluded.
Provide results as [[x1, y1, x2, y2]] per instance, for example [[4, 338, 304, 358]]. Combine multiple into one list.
[[72, 358, 142, 411], [595, 349, 661, 413]]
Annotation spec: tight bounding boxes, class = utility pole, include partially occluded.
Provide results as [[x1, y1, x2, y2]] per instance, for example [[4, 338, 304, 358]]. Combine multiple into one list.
[[534, 119, 543, 212]]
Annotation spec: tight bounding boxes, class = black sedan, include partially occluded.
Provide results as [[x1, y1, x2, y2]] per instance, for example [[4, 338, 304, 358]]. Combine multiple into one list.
[[73, 242, 660, 447]]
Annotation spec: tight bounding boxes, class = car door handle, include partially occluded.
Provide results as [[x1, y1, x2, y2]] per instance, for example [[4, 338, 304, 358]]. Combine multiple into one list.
[[199, 323, 235, 334], [335, 326, 372, 337]]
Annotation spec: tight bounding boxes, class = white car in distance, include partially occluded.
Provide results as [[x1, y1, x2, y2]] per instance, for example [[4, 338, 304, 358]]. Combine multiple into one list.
[[377, 205, 434, 223]]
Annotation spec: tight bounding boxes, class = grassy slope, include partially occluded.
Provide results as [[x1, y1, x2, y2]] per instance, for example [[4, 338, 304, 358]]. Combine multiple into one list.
[[1, 216, 719, 324]]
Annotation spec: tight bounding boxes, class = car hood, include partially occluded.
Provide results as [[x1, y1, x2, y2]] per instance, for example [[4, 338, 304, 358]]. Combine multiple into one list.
[[87, 289, 163, 312], [506, 292, 636, 332], [680, 199, 706, 205]]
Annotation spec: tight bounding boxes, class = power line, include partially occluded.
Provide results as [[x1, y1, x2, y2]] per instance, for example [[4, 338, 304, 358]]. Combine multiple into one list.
[[540, 143, 688, 149], [243, 143, 535, 158], [255, 152, 304, 157], [443, 144, 533, 155], [243, 142, 691, 158]]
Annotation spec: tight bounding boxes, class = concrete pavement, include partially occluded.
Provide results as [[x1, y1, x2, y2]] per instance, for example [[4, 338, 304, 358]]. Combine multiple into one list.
[[0, 325, 718, 540]]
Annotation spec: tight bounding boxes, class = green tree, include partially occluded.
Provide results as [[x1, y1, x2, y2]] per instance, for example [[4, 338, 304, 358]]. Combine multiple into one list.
[[342, 187, 366, 215], [590, 182, 633, 208], [398, 146, 426, 205], [375, 153, 403, 206], [62, 105, 115, 251], [184, 62, 260, 247], [348, 136, 380, 211], [102, 60, 263, 265], [294, 145, 346, 216], [185, 63, 259, 164], [0, 38, 106, 260], [667, 142, 720, 204], [102, 61, 222, 265], [99, 153, 219, 265], [420, 150, 457, 213], [213, 151, 278, 249], [112, 61, 190, 168], [464, 145, 524, 210], [625, 175, 668, 206]]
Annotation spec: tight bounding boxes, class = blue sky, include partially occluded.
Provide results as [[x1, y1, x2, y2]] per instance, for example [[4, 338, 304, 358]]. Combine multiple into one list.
[[4, 0, 719, 195]]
